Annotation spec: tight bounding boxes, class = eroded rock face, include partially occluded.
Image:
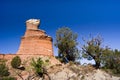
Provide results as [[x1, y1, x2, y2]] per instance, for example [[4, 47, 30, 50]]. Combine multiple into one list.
[[17, 19, 53, 56]]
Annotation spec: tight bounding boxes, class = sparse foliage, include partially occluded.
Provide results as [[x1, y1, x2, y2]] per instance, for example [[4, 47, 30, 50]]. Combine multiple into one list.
[[82, 35, 107, 68], [31, 58, 44, 76], [31, 58, 51, 80], [55, 27, 80, 63], [0, 62, 9, 77]]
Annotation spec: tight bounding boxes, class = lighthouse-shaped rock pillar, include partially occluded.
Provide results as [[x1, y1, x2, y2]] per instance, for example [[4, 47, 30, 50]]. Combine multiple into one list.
[[17, 19, 53, 56]]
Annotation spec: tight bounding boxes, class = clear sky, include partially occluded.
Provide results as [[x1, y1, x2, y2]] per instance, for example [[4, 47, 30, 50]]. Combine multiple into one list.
[[0, 0, 120, 57]]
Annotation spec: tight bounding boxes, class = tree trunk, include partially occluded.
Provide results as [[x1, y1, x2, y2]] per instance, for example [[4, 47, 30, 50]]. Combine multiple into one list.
[[95, 61, 100, 69]]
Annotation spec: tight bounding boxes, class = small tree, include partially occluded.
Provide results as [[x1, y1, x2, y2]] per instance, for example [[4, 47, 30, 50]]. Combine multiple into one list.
[[55, 27, 79, 63], [11, 56, 21, 69], [82, 35, 107, 68]]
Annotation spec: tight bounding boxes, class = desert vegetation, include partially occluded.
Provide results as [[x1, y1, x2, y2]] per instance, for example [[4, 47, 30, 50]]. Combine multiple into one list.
[[54, 27, 80, 63], [0, 59, 16, 80], [11, 56, 21, 69], [55, 27, 120, 75]]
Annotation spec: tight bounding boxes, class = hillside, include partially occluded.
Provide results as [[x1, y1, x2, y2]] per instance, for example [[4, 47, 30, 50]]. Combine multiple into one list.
[[47, 63, 120, 80], [3, 57, 120, 80]]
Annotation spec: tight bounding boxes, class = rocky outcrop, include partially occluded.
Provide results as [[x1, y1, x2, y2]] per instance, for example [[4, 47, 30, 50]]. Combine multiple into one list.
[[17, 19, 53, 56]]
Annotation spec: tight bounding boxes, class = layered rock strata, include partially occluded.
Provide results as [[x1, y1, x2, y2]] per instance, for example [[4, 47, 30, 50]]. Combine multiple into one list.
[[17, 19, 53, 56]]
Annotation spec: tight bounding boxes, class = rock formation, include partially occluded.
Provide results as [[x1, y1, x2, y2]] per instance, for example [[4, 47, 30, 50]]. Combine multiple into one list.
[[0, 19, 56, 62], [17, 19, 53, 56]]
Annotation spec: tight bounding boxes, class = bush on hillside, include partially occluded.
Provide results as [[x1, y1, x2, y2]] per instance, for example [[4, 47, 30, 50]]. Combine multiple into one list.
[[31, 58, 44, 76], [0, 62, 9, 77], [11, 56, 21, 69]]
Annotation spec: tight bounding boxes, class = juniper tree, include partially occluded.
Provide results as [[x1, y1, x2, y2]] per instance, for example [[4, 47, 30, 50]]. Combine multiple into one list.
[[82, 35, 106, 68], [55, 27, 79, 63]]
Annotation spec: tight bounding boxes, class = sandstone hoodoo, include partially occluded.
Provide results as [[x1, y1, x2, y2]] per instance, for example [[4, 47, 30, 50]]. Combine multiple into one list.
[[17, 19, 53, 56]]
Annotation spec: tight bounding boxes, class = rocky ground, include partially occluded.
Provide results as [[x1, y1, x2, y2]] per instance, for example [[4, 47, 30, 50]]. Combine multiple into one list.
[[6, 57, 120, 80], [47, 63, 120, 80]]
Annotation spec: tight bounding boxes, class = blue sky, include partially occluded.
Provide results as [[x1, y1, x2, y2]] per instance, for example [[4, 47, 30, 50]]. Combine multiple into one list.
[[0, 0, 120, 57]]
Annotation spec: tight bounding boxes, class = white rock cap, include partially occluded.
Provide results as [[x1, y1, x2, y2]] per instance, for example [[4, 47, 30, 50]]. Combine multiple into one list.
[[26, 19, 40, 25]]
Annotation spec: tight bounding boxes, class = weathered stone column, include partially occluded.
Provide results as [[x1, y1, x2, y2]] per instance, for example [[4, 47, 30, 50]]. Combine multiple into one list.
[[17, 19, 53, 56]]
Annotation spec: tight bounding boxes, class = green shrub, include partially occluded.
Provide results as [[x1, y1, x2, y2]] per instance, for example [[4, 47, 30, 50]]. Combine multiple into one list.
[[11, 56, 21, 69], [31, 58, 44, 76], [0, 63, 9, 77]]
